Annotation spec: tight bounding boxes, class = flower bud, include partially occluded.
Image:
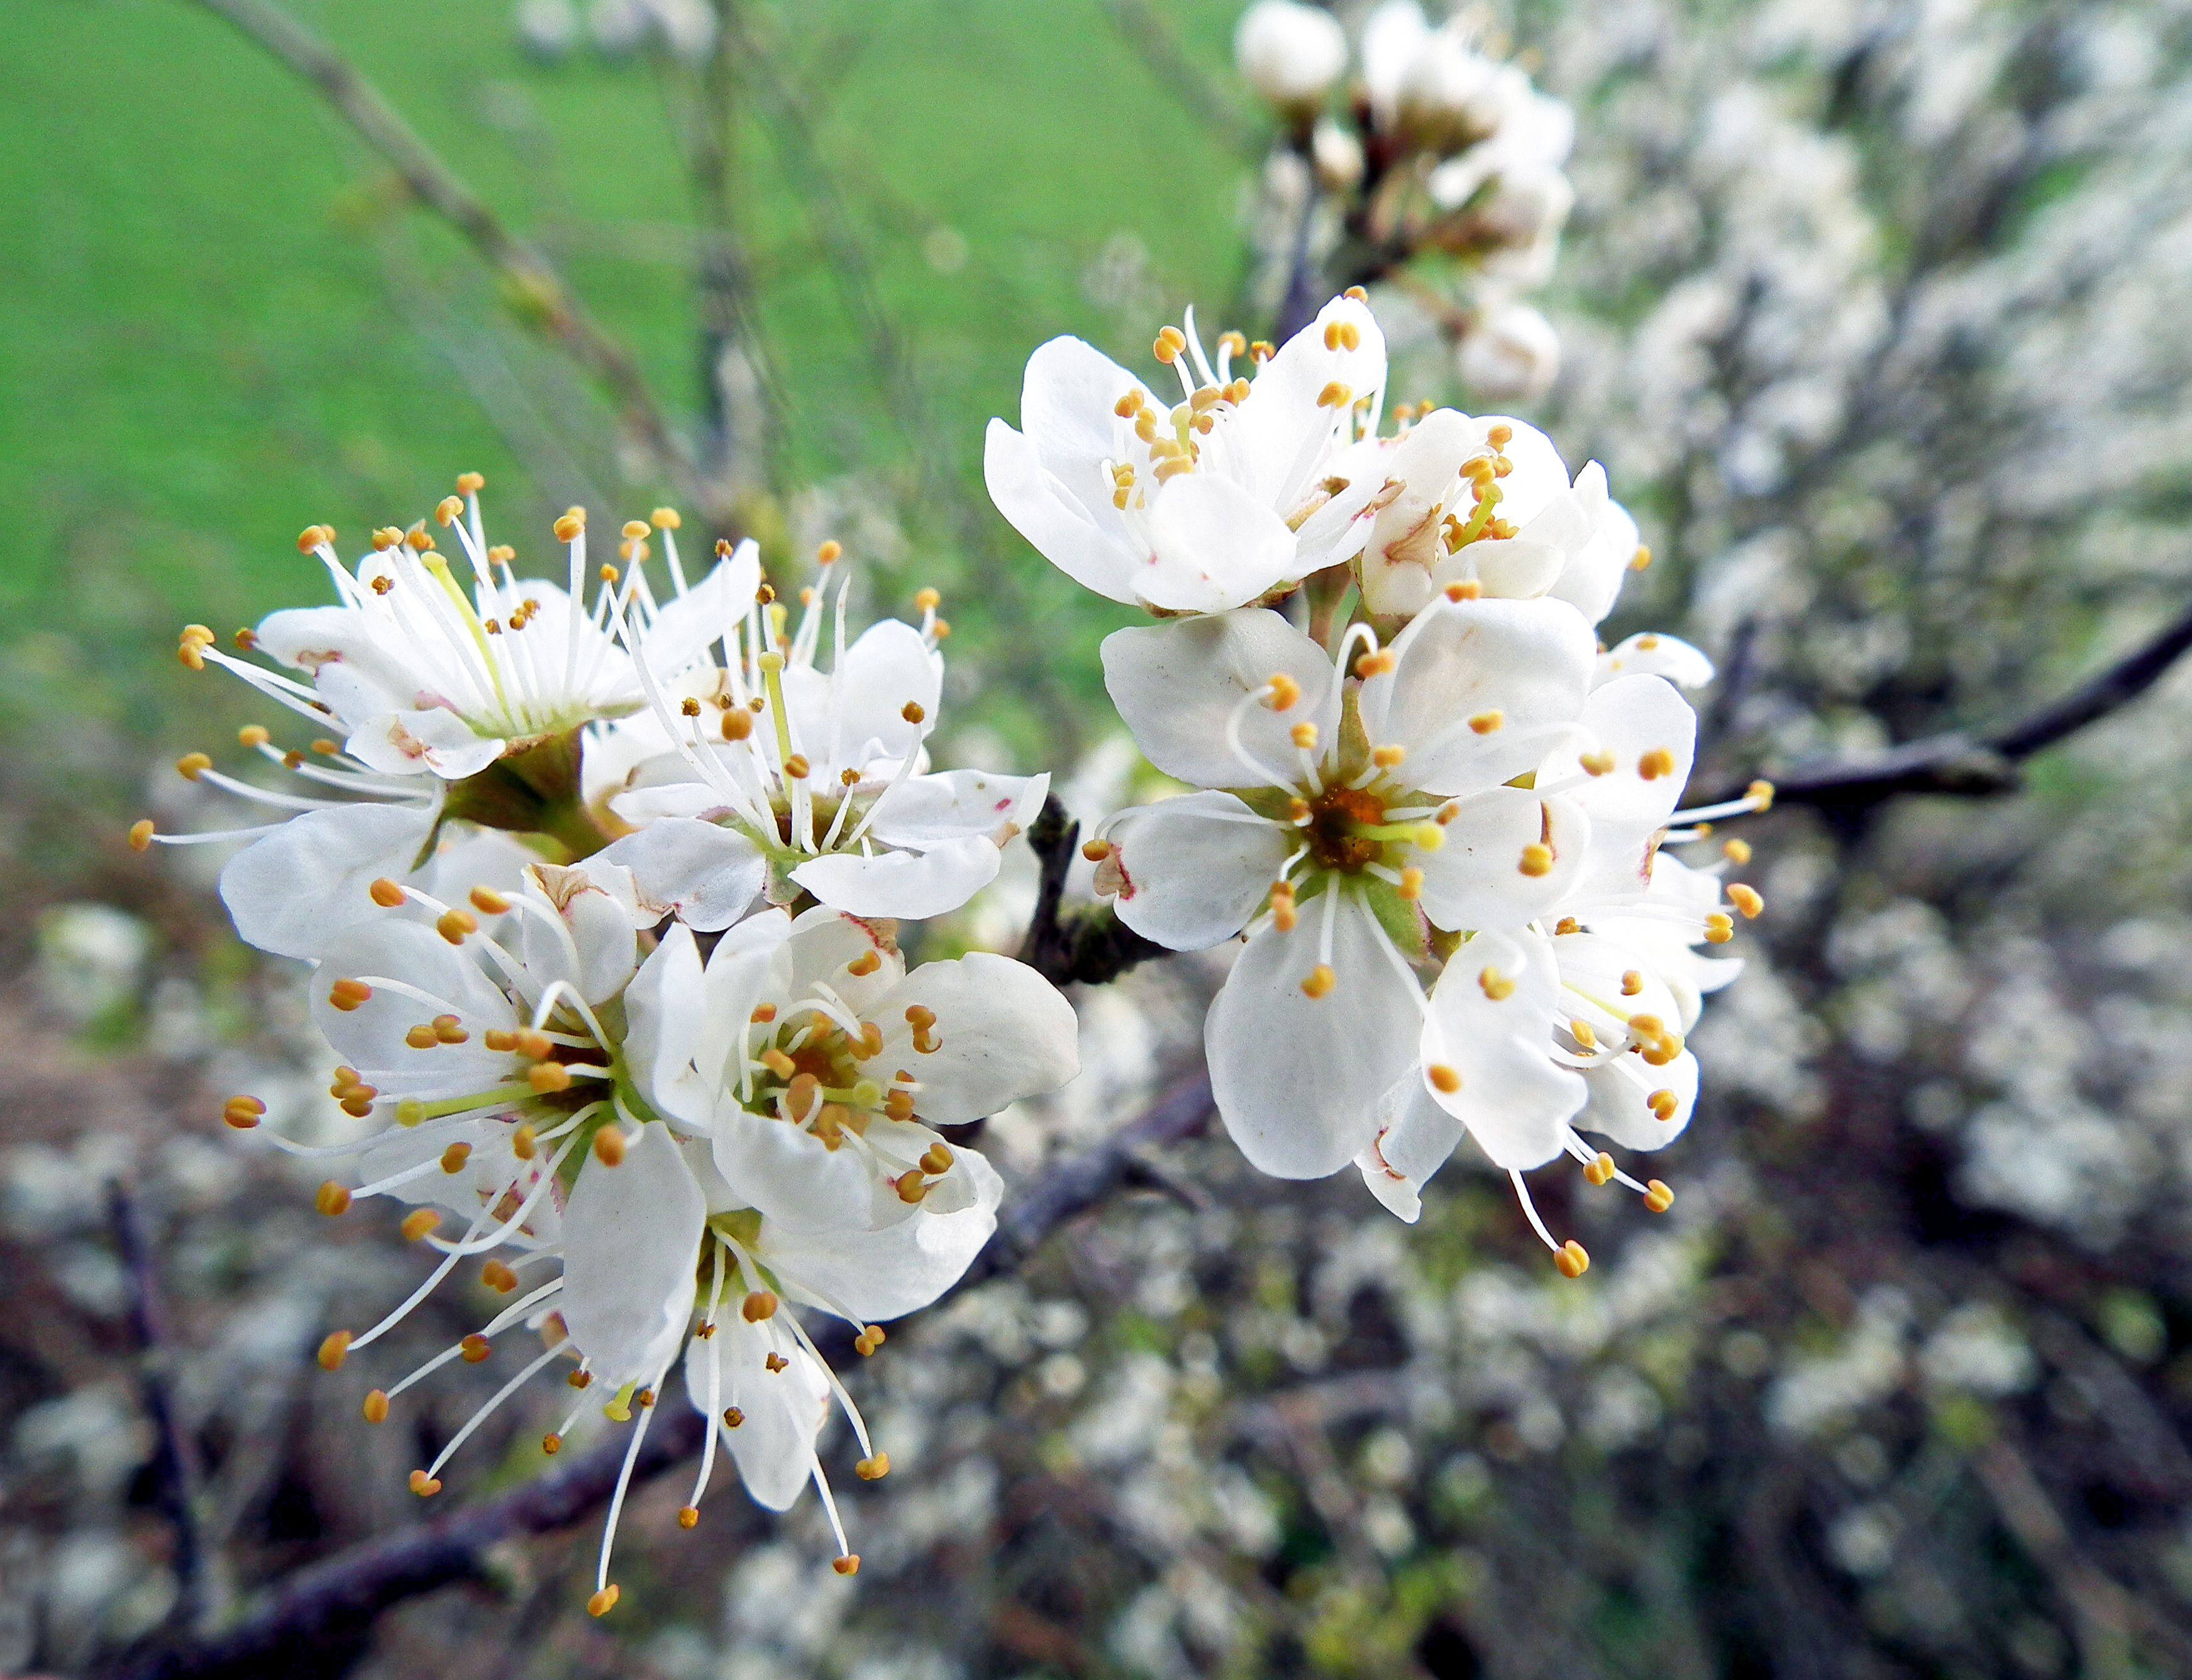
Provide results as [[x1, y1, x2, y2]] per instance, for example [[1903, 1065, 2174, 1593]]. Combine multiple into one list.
[[1456, 303, 1561, 404], [1233, 1, 1348, 118]]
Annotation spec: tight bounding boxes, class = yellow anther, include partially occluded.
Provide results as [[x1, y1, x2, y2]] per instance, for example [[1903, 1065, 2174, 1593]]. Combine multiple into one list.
[[1290, 721, 1319, 750], [481, 1259, 519, 1294], [1621, 970, 1644, 995], [553, 508, 586, 541], [1398, 866, 1423, 900], [440, 1142, 472, 1174], [510, 1124, 537, 1161], [1113, 389, 1144, 418], [742, 1290, 779, 1322], [1427, 1063, 1461, 1094], [1317, 381, 1352, 409], [541, 1433, 562, 1454], [1648, 1090, 1678, 1122], [223, 1095, 265, 1129], [1249, 339, 1275, 360], [833, 1556, 861, 1576], [1642, 1180, 1674, 1213], [401, 1208, 440, 1242], [434, 495, 463, 527], [405, 524, 434, 552], [1554, 1240, 1591, 1279], [404, 1024, 438, 1050], [1728, 883, 1764, 919], [720, 707, 754, 742], [1264, 672, 1300, 711], [1554, 916, 1580, 935], [409, 1469, 443, 1498], [460, 1334, 491, 1364], [1583, 1152, 1615, 1186], [1082, 838, 1113, 863], [129, 819, 156, 851], [1570, 1019, 1597, 1049], [620, 519, 650, 543], [315, 1181, 352, 1217], [453, 471, 485, 495], [175, 751, 213, 781], [568, 1369, 593, 1389], [1153, 326, 1187, 362], [1443, 579, 1483, 602], [1323, 319, 1361, 351], [1579, 750, 1615, 777], [1468, 711, 1503, 736], [1705, 913, 1735, 944], [760, 1048, 797, 1078], [592, 1127, 627, 1166], [362, 1389, 390, 1423], [1722, 837, 1753, 865], [467, 886, 511, 917], [1372, 744, 1405, 768], [528, 1061, 574, 1097], [587, 1586, 619, 1616], [1270, 887, 1298, 932], [1300, 964, 1336, 999], [895, 1169, 929, 1204], [1353, 649, 1395, 678], [318, 1330, 351, 1371], [436, 909, 477, 945], [854, 1324, 887, 1356], [1342, 285, 1368, 302], [1478, 967, 1515, 1001], [921, 1142, 953, 1174], [1630, 544, 1652, 572], [1748, 780, 1776, 810], [1519, 843, 1554, 877], [856, 1453, 890, 1480], [1638, 748, 1676, 780]]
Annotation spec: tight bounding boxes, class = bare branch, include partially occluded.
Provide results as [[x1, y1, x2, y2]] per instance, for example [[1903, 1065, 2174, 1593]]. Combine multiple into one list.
[[185, 0, 699, 506], [104, 1181, 210, 1636], [1698, 592, 2192, 812], [106, 1071, 1214, 1679], [1017, 796, 1167, 988]]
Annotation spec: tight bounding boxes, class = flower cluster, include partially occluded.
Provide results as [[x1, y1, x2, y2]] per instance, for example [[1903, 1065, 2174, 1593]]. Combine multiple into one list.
[[1232, 0, 1575, 401], [989, 292, 1764, 1262], [145, 487, 1079, 1607]]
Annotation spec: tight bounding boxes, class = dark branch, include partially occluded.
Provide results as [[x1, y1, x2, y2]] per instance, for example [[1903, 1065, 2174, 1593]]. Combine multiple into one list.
[[105, 1181, 208, 1637], [1701, 592, 2192, 812], [107, 1072, 1214, 1679], [1017, 796, 1167, 986]]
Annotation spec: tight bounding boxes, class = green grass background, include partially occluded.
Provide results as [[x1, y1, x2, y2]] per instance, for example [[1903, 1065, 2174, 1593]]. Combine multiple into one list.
[[0, 0, 1252, 871]]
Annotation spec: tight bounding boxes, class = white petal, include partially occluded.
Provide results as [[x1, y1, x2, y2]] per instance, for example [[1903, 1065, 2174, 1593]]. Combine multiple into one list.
[[1139, 473, 1302, 612], [1102, 793, 1293, 950], [983, 417, 1137, 604], [309, 918, 521, 1093], [219, 802, 439, 960], [559, 1123, 706, 1386], [1420, 929, 1584, 1169], [1224, 295, 1387, 511], [597, 818, 765, 932], [783, 907, 905, 1014], [1541, 674, 1696, 881], [1547, 472, 1638, 625], [1100, 609, 1339, 790], [867, 769, 1050, 846], [818, 619, 943, 771], [709, 1100, 878, 1234], [624, 924, 707, 1123], [1354, 1075, 1464, 1223], [761, 1146, 1004, 1320], [1412, 789, 1587, 931], [869, 954, 1080, 1124], [790, 834, 1000, 919], [255, 605, 420, 712], [638, 540, 758, 677], [1361, 597, 1595, 792], [1206, 893, 1422, 1179], [346, 708, 504, 780], [518, 863, 639, 1006], [1595, 631, 1715, 690], [1577, 1046, 1697, 1152], [684, 1314, 829, 1512], [1355, 407, 1481, 619]]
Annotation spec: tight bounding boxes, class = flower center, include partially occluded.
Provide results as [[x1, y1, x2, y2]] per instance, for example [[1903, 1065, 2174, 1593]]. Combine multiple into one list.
[[1304, 783, 1389, 873]]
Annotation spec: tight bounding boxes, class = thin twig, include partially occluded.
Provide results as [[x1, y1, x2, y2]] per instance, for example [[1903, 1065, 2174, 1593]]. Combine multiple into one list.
[[1097, 0, 1265, 159], [105, 1181, 209, 1635], [106, 1073, 1214, 1679], [185, 0, 699, 506], [1696, 592, 2192, 812]]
